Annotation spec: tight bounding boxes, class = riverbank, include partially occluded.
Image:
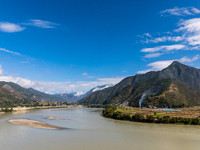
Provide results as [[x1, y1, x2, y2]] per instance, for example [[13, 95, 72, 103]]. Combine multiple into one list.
[[102, 106, 200, 125], [0, 105, 83, 113], [8, 119, 67, 129]]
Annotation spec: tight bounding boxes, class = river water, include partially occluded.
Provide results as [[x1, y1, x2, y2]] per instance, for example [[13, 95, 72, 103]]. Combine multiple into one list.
[[1, 107, 200, 150]]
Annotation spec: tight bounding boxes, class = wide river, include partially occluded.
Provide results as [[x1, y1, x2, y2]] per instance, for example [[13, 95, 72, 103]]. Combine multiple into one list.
[[1, 107, 200, 150]]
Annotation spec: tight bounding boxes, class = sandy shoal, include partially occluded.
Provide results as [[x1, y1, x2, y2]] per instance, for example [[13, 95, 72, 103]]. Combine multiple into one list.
[[47, 116, 65, 120], [8, 119, 67, 129]]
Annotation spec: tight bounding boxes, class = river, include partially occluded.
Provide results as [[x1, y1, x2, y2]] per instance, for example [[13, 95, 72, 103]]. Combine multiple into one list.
[[0, 107, 200, 150]]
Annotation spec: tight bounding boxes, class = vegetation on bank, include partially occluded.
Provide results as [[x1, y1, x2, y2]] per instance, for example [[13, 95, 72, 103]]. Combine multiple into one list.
[[0, 102, 72, 113], [102, 106, 200, 125], [83, 104, 107, 108], [0, 100, 71, 108], [1, 107, 13, 112]]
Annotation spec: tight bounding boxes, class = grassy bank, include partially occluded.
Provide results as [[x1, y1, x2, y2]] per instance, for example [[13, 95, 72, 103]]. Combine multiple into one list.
[[102, 106, 200, 125]]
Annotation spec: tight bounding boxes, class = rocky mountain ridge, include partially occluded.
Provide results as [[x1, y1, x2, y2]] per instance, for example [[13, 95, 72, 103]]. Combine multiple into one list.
[[79, 61, 200, 107]]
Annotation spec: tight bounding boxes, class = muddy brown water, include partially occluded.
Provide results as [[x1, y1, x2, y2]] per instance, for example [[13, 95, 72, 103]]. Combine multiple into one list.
[[0, 107, 200, 150]]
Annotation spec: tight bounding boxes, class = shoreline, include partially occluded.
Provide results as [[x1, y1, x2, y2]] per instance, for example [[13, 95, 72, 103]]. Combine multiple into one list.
[[102, 106, 200, 125], [8, 119, 67, 129], [0, 105, 83, 113]]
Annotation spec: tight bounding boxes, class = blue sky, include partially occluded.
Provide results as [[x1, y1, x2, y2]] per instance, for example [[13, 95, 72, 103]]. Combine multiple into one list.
[[0, 0, 200, 94]]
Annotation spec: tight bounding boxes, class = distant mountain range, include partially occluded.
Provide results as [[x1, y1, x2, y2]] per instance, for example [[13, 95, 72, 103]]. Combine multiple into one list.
[[78, 61, 200, 108], [4, 61, 200, 108], [0, 77, 116, 107], [54, 84, 114, 102], [0, 80, 115, 107]]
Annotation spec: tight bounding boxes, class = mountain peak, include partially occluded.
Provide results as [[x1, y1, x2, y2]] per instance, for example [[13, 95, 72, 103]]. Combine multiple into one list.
[[171, 61, 181, 65], [164, 61, 185, 71]]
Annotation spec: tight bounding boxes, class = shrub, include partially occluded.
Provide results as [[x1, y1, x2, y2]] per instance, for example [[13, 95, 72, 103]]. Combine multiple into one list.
[[192, 118, 200, 125], [133, 113, 145, 122], [146, 115, 155, 123], [162, 116, 170, 124], [112, 111, 123, 120], [122, 114, 131, 120]]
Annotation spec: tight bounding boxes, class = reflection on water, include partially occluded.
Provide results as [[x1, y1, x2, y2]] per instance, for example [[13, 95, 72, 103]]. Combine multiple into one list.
[[0, 107, 200, 150]]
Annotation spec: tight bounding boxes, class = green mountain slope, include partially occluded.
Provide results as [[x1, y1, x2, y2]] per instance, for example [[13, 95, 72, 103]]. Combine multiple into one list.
[[0, 81, 71, 107], [104, 77, 200, 107], [0, 82, 34, 107], [79, 71, 157, 104], [53, 94, 80, 103], [79, 61, 200, 106], [158, 61, 200, 90]]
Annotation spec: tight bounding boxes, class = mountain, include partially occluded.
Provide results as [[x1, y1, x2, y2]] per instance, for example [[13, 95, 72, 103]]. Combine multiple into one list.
[[104, 77, 200, 107], [0, 81, 70, 107], [78, 61, 200, 107], [53, 94, 80, 103], [79, 71, 158, 104], [158, 61, 200, 90], [79, 84, 114, 99]]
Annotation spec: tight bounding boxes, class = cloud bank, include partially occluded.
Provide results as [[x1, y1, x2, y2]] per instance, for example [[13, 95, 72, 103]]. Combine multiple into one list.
[[139, 8, 200, 59], [0, 69, 125, 95]]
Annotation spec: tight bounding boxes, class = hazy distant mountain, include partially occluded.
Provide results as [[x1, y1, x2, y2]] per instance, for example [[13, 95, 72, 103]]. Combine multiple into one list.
[[79, 71, 157, 104], [79, 61, 200, 107], [79, 84, 114, 99], [53, 94, 80, 103], [0, 81, 72, 107]]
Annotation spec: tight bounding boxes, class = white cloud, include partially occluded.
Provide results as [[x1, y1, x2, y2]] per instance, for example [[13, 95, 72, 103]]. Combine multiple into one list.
[[0, 66, 125, 94], [179, 54, 200, 63], [82, 72, 96, 78], [138, 33, 152, 38], [176, 18, 200, 46], [160, 7, 200, 16], [0, 48, 21, 55], [0, 22, 25, 33], [144, 33, 152, 37], [0, 75, 37, 88], [137, 60, 174, 74], [0, 65, 3, 76], [74, 91, 85, 96], [23, 19, 59, 28], [144, 53, 163, 58], [177, 18, 200, 33], [141, 44, 187, 53], [142, 35, 184, 44], [138, 55, 200, 74], [191, 7, 200, 14], [82, 73, 88, 76], [139, 17, 200, 59], [33, 76, 125, 94]]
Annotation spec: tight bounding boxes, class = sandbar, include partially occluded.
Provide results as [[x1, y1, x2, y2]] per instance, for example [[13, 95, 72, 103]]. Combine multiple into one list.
[[47, 116, 65, 120], [8, 119, 67, 129]]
